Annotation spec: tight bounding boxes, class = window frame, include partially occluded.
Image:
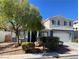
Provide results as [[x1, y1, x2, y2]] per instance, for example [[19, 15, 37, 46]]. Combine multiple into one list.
[[57, 20, 60, 25], [52, 20, 56, 25]]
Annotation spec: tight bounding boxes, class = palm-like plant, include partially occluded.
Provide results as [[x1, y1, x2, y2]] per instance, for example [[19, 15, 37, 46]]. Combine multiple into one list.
[[26, 5, 43, 42]]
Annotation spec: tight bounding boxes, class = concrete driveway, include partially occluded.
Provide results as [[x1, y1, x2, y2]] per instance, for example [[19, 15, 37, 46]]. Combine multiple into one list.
[[63, 42, 78, 49]]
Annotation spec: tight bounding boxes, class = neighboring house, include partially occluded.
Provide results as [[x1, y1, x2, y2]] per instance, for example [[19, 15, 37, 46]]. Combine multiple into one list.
[[73, 20, 78, 41], [0, 30, 12, 42], [42, 16, 74, 42], [73, 20, 78, 31]]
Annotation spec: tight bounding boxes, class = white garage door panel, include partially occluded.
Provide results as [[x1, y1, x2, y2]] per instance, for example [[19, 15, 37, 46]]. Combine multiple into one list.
[[53, 31, 70, 42]]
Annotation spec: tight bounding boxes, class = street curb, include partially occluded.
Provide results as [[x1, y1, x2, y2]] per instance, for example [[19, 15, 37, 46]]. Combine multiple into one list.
[[59, 54, 78, 57], [44, 54, 78, 58], [41, 52, 78, 58]]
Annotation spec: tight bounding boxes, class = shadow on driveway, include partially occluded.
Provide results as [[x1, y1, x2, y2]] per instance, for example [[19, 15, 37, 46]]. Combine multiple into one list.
[[46, 45, 71, 54]]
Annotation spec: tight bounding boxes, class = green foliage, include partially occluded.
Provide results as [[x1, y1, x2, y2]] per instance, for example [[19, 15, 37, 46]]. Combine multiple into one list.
[[40, 37, 59, 50], [0, 0, 29, 18], [45, 37, 59, 50], [0, 16, 7, 29], [21, 42, 34, 46], [0, 0, 43, 43], [0, 0, 43, 31], [40, 37, 48, 43], [26, 4, 43, 31], [0, 0, 15, 18], [21, 42, 35, 51], [0, 0, 29, 29], [0, 0, 29, 44]]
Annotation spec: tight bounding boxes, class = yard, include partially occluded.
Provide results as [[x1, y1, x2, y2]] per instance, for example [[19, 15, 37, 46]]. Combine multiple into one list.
[[0, 42, 77, 56], [0, 42, 78, 59]]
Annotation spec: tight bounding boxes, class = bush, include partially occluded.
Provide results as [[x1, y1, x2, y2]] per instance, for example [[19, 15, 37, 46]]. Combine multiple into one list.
[[40, 37, 49, 43], [40, 37, 59, 50], [21, 42, 35, 53], [21, 42, 34, 47]]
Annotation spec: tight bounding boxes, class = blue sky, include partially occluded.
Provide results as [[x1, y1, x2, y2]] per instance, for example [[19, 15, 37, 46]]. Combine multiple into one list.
[[29, 0, 78, 20]]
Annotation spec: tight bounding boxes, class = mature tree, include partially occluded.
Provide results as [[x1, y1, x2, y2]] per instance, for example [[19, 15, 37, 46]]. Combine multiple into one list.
[[0, 0, 29, 44], [0, 0, 43, 43], [20, 4, 43, 42], [20, 12, 29, 41]]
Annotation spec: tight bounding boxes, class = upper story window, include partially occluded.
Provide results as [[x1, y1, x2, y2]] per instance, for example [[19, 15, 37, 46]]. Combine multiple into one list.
[[57, 20, 60, 25], [69, 22, 72, 26], [52, 20, 56, 25], [64, 21, 67, 26]]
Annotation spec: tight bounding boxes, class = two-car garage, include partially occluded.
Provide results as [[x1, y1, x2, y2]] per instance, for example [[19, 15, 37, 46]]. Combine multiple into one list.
[[53, 30, 72, 42]]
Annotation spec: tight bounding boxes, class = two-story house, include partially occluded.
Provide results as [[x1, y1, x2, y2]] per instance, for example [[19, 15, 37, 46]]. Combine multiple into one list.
[[42, 16, 74, 42]]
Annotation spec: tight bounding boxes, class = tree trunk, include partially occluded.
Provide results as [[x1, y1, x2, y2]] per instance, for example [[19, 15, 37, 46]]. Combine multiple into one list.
[[30, 31, 32, 42], [37, 31, 39, 38], [15, 30, 19, 45], [37, 31, 39, 41], [26, 31, 28, 41], [23, 30, 26, 41]]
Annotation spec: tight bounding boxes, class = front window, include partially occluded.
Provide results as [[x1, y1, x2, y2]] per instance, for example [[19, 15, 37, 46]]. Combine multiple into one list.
[[52, 20, 54, 24], [64, 21, 67, 26], [52, 20, 56, 25]]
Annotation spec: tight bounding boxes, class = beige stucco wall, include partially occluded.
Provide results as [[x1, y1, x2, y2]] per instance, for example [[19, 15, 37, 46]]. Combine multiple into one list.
[[43, 16, 73, 30], [43, 20, 51, 29]]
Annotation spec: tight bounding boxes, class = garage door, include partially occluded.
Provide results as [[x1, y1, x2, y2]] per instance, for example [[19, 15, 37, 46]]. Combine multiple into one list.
[[53, 31, 71, 42]]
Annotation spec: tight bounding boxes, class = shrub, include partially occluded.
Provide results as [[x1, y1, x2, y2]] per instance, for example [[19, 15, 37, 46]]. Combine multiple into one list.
[[21, 42, 35, 53], [45, 37, 59, 50], [21, 42, 34, 47], [40, 37, 59, 50], [40, 37, 48, 43]]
